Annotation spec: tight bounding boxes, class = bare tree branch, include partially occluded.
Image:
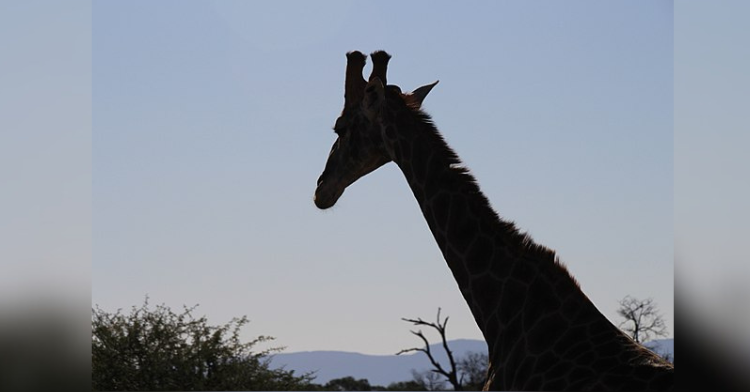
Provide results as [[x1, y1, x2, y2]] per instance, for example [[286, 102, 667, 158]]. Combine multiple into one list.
[[397, 308, 463, 390], [435, 309, 460, 389]]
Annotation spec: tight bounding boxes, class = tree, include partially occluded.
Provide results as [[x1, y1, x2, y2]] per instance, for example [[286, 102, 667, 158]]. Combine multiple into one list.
[[398, 308, 488, 391], [385, 380, 428, 391], [457, 352, 489, 390], [92, 298, 314, 391], [323, 376, 373, 391], [407, 352, 488, 391], [410, 369, 448, 391], [616, 295, 669, 344]]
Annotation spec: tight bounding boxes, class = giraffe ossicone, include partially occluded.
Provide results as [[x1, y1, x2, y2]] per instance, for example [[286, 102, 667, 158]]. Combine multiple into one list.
[[314, 51, 674, 391]]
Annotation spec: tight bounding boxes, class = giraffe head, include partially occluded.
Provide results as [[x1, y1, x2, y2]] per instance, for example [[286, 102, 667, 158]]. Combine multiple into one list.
[[314, 50, 438, 209]]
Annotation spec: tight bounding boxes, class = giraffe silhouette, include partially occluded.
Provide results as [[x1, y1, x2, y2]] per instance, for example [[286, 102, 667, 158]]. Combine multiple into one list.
[[314, 51, 673, 391]]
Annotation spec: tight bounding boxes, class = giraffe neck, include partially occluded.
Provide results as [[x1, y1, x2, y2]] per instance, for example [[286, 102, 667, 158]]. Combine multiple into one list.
[[380, 108, 668, 390], [382, 109, 561, 341]]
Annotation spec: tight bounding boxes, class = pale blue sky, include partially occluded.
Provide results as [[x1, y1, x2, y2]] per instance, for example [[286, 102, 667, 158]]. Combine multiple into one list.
[[675, 0, 750, 359], [92, 1, 673, 354]]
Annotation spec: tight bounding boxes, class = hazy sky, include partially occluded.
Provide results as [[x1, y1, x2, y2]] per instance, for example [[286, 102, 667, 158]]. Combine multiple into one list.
[[92, 1, 673, 355]]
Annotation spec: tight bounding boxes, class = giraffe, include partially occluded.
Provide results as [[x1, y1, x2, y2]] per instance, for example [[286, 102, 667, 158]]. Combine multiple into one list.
[[314, 51, 674, 391]]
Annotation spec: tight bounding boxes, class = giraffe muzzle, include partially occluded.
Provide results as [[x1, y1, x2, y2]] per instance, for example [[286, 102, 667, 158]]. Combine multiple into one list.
[[313, 181, 343, 210]]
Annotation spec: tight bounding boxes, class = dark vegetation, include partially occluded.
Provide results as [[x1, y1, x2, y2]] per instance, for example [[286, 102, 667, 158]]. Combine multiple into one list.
[[92, 297, 669, 390], [92, 299, 314, 391], [91, 299, 476, 391]]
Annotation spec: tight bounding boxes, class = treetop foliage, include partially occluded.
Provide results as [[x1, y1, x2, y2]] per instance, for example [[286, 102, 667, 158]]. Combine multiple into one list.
[[91, 298, 314, 391]]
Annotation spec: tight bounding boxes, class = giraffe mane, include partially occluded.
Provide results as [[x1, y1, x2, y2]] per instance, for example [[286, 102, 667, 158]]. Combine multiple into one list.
[[404, 101, 582, 289]]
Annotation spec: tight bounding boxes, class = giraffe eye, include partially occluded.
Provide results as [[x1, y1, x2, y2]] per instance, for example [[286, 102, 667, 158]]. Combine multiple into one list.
[[333, 116, 347, 136]]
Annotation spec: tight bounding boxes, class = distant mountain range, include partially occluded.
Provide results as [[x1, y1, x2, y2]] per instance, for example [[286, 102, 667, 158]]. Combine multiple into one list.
[[268, 339, 486, 386], [268, 338, 674, 386], [645, 338, 674, 360]]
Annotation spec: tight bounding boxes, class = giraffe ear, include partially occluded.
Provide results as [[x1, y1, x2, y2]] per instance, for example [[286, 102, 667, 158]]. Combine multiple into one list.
[[406, 80, 439, 108], [363, 77, 385, 120]]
